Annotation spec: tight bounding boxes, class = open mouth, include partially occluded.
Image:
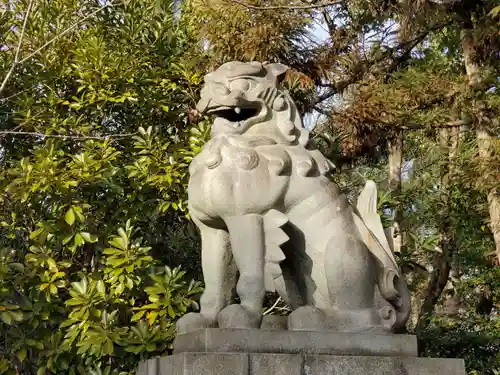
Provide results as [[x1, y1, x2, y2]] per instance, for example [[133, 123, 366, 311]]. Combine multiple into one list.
[[207, 106, 260, 123]]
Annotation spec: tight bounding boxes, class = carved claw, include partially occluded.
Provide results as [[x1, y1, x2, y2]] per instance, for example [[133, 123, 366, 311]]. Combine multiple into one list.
[[378, 305, 397, 332], [288, 306, 326, 331], [218, 304, 262, 329], [176, 312, 214, 334]]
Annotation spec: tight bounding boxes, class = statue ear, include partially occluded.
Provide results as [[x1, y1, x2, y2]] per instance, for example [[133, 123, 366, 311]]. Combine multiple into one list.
[[264, 63, 289, 84]]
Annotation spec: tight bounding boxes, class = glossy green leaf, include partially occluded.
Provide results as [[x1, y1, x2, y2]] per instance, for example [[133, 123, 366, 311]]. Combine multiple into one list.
[[65, 208, 76, 226], [16, 347, 27, 362]]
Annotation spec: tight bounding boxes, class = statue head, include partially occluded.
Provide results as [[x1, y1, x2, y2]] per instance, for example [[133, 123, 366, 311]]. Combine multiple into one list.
[[196, 61, 309, 146]]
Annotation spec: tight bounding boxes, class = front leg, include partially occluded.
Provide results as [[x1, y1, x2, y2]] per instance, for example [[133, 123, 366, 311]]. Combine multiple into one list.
[[220, 214, 266, 329], [176, 215, 236, 334]]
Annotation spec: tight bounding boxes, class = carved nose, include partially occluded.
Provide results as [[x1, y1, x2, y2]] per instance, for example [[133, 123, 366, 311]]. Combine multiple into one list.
[[196, 95, 211, 114]]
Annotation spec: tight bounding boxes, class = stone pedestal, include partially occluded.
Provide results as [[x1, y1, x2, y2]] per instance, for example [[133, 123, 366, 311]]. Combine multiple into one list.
[[136, 329, 466, 375]]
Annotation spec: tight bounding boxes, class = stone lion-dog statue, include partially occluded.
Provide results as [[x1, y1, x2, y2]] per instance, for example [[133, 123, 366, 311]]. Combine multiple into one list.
[[177, 61, 410, 334]]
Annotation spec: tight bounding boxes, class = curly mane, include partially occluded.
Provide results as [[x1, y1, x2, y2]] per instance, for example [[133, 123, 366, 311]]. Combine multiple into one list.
[[195, 61, 333, 177]]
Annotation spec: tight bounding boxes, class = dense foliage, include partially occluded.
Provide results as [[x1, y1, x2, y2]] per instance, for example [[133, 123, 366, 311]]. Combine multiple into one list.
[[1, 0, 499, 374], [0, 1, 208, 373]]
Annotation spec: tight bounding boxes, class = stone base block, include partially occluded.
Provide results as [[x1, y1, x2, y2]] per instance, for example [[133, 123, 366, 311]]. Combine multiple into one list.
[[137, 330, 466, 375], [137, 353, 466, 375], [173, 329, 418, 357]]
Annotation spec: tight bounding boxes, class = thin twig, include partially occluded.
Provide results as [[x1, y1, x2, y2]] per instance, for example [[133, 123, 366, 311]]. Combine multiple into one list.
[[0, 109, 46, 137], [263, 297, 282, 315], [18, 2, 115, 65], [311, 104, 330, 116], [371, 119, 470, 131], [313, 21, 452, 106], [399, 120, 469, 130], [0, 131, 136, 140], [0, 2, 115, 98], [0, 0, 34, 95], [0, 84, 38, 103], [228, 0, 343, 11]]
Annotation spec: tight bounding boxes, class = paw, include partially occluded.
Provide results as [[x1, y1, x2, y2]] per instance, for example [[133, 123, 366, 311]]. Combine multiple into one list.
[[260, 315, 288, 330], [176, 312, 213, 334], [218, 304, 262, 329], [288, 306, 326, 331]]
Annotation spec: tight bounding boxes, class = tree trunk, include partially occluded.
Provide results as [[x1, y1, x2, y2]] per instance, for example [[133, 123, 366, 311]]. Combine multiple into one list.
[[387, 130, 403, 254], [488, 190, 500, 265], [416, 223, 453, 333], [461, 26, 500, 265], [415, 128, 456, 333]]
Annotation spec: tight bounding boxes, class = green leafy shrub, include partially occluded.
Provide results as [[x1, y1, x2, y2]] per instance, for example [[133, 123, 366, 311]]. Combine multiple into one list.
[[0, 1, 209, 373], [0, 220, 202, 375]]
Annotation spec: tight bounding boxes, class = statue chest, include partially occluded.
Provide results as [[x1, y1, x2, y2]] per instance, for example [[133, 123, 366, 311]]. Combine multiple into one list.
[[188, 148, 289, 219]]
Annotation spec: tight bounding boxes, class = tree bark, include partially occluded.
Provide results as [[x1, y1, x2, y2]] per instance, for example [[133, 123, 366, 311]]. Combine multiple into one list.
[[461, 26, 500, 265], [416, 221, 453, 333], [415, 128, 456, 333], [387, 130, 403, 254], [488, 190, 500, 266]]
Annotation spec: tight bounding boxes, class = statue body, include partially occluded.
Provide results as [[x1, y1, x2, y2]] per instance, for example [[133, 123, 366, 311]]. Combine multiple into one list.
[[178, 61, 410, 334]]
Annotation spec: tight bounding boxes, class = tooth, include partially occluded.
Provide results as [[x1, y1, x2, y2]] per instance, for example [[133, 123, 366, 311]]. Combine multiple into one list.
[[234, 107, 241, 114]]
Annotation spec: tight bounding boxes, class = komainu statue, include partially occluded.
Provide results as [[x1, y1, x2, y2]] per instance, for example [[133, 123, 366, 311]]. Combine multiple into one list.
[[177, 61, 410, 334]]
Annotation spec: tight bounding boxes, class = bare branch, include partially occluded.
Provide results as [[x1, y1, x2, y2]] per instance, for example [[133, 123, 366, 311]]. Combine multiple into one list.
[[0, 131, 136, 141], [315, 73, 363, 104], [18, 2, 114, 65], [228, 0, 343, 11], [320, 107, 470, 130], [0, 1, 115, 98], [0, 0, 34, 95], [313, 21, 452, 106], [310, 104, 330, 116], [263, 297, 283, 315], [0, 84, 38, 103], [428, 0, 461, 4], [321, 8, 336, 34], [399, 120, 469, 130]]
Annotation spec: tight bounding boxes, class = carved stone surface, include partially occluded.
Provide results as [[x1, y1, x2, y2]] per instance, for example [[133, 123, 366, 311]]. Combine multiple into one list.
[[260, 315, 287, 330], [136, 60, 467, 375], [173, 329, 418, 357], [179, 60, 411, 334], [137, 353, 466, 375]]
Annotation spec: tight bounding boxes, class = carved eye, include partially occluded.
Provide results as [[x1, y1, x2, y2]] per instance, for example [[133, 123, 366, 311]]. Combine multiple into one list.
[[213, 83, 230, 96], [229, 79, 250, 92]]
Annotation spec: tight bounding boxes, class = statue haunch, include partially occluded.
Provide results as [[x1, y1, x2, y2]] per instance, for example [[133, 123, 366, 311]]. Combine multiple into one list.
[[177, 61, 410, 334]]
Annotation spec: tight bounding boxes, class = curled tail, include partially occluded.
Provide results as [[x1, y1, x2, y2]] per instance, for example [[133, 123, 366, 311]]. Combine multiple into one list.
[[352, 180, 411, 330]]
